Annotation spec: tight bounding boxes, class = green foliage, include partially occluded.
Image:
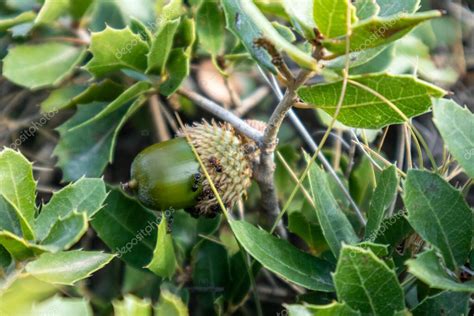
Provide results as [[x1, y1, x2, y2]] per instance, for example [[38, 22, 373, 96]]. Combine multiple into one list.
[[333, 245, 405, 315], [377, 0, 420, 16], [35, 0, 69, 25], [196, 2, 225, 55], [286, 301, 360, 315], [433, 99, 474, 178], [85, 26, 149, 77], [114, 295, 152, 316], [146, 217, 177, 278], [154, 290, 189, 316], [0, 231, 48, 261], [0, 11, 35, 31], [354, 0, 380, 20], [31, 296, 93, 316], [3, 43, 86, 89], [222, 0, 317, 72], [191, 239, 229, 311], [404, 170, 472, 270], [313, 0, 357, 38], [40, 80, 124, 113], [35, 177, 107, 240], [406, 250, 474, 292], [229, 219, 334, 291], [25, 250, 115, 285], [365, 165, 398, 238], [298, 74, 446, 128], [322, 11, 441, 54], [147, 19, 180, 75], [91, 188, 159, 268], [281, 0, 315, 39], [412, 291, 470, 315], [0, 149, 36, 240], [0, 149, 114, 300], [308, 161, 358, 257], [40, 212, 88, 251], [0, 0, 472, 314]]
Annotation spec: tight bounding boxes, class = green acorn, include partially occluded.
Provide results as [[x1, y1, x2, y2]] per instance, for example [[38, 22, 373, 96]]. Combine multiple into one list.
[[130, 121, 257, 218]]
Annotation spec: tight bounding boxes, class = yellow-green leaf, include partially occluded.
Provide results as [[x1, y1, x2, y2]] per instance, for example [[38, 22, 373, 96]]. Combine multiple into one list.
[[0, 148, 36, 240], [84, 26, 149, 77], [154, 290, 188, 316], [114, 295, 152, 316], [3, 43, 86, 90], [25, 250, 115, 285], [146, 217, 177, 278], [297, 74, 446, 129], [313, 0, 357, 38], [323, 11, 441, 54]]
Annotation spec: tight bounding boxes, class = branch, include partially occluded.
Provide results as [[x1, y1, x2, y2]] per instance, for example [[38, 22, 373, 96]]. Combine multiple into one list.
[[252, 70, 314, 238], [261, 70, 313, 150], [149, 95, 171, 141], [177, 88, 264, 143]]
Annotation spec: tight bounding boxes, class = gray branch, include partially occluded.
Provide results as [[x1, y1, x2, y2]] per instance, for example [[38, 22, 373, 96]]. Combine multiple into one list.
[[177, 88, 264, 143]]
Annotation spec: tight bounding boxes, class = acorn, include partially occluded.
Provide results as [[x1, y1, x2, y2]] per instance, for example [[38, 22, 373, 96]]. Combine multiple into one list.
[[129, 120, 257, 218]]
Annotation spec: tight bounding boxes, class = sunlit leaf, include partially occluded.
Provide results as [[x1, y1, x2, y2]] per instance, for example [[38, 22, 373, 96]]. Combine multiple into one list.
[[0, 148, 36, 239], [281, 0, 315, 39], [35, 178, 107, 240], [3, 43, 86, 89], [146, 217, 177, 278], [0, 231, 48, 261], [298, 74, 446, 129], [323, 11, 441, 54], [31, 295, 93, 316], [313, 0, 357, 38], [84, 26, 149, 77], [25, 250, 115, 285], [114, 295, 152, 316], [154, 290, 188, 316]]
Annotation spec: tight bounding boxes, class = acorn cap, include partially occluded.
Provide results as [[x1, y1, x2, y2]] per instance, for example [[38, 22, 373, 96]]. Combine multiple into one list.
[[177, 120, 252, 217]]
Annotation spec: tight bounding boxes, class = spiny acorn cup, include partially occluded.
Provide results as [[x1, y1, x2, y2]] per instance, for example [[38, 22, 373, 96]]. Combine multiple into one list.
[[130, 121, 259, 218]]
